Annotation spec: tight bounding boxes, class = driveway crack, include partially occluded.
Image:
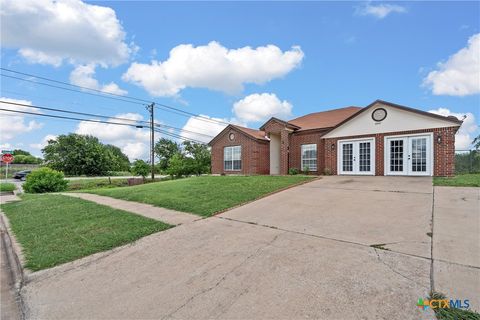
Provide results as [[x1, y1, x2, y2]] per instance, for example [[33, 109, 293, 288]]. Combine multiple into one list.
[[162, 232, 283, 319], [373, 248, 428, 289]]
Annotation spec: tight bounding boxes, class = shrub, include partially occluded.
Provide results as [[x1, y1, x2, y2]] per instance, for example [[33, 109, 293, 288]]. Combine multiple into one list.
[[23, 168, 68, 193], [302, 166, 310, 175], [132, 160, 150, 179], [288, 168, 299, 175]]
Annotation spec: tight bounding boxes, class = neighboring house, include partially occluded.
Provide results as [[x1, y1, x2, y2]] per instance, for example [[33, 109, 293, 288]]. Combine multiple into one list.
[[209, 100, 463, 177]]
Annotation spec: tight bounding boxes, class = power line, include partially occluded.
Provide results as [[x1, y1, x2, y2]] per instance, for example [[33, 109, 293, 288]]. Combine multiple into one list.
[[0, 108, 145, 128], [1, 67, 150, 104], [1, 68, 230, 126], [0, 100, 214, 138], [1, 74, 146, 106], [154, 128, 206, 145], [1, 107, 208, 145]]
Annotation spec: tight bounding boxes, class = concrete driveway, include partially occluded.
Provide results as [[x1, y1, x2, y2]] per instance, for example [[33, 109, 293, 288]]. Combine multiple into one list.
[[19, 176, 479, 319]]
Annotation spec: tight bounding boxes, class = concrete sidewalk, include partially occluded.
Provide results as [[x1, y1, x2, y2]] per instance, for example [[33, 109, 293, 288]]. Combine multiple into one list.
[[62, 192, 201, 225], [433, 186, 480, 311]]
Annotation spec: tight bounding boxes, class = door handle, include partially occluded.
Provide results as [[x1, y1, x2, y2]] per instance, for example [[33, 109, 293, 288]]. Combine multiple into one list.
[[408, 155, 411, 160], [353, 156, 356, 161]]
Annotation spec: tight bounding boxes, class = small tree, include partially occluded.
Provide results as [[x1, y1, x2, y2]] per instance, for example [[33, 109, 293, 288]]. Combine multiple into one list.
[[131, 160, 150, 180], [166, 153, 186, 178]]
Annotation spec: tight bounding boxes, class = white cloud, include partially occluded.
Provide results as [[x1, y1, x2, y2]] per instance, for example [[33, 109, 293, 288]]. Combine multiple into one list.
[[233, 93, 293, 123], [423, 33, 480, 96], [70, 64, 127, 95], [355, 3, 407, 19], [1, 0, 133, 67], [181, 115, 231, 144], [428, 108, 478, 149], [75, 113, 150, 160], [30, 134, 57, 150], [122, 41, 304, 96], [0, 97, 43, 140]]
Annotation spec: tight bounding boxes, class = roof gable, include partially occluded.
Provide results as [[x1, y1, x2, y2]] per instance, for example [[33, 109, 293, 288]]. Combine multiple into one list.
[[208, 124, 267, 146], [323, 100, 462, 138], [259, 117, 300, 131]]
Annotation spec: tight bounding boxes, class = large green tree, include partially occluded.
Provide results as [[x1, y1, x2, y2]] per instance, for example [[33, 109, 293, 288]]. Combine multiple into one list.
[[105, 144, 131, 172], [182, 141, 211, 175], [473, 134, 480, 150], [154, 138, 181, 171], [42, 134, 119, 176]]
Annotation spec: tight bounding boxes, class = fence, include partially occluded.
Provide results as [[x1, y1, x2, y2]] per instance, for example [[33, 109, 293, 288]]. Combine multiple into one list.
[[455, 150, 479, 174]]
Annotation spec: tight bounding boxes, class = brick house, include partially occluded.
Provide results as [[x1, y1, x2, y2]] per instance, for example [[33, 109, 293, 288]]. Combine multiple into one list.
[[209, 100, 463, 177]]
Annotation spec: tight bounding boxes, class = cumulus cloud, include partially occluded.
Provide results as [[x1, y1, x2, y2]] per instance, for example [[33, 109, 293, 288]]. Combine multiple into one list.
[[30, 134, 57, 150], [355, 3, 407, 19], [423, 33, 480, 96], [181, 115, 231, 144], [233, 93, 292, 123], [75, 113, 150, 160], [122, 41, 304, 96], [70, 64, 127, 95], [428, 108, 477, 149], [0, 97, 43, 140], [1, 0, 133, 67]]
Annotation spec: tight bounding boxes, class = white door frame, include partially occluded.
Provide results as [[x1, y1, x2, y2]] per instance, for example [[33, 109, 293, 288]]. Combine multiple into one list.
[[338, 137, 375, 175], [384, 133, 433, 176]]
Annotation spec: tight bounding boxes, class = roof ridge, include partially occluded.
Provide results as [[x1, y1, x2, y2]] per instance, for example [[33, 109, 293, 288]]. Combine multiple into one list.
[[288, 106, 362, 121]]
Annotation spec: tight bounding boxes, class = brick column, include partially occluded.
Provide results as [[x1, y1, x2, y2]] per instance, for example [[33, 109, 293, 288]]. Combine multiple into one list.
[[280, 129, 290, 175]]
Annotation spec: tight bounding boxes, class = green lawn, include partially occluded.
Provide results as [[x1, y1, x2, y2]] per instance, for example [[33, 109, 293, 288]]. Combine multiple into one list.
[[88, 175, 314, 216], [0, 182, 16, 192], [1, 194, 172, 271], [433, 174, 480, 187]]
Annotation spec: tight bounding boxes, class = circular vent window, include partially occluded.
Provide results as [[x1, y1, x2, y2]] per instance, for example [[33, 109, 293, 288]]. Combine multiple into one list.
[[372, 108, 387, 122], [229, 133, 235, 141]]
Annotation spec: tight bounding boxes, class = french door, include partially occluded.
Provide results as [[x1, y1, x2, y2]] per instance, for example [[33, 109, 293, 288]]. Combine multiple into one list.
[[339, 139, 375, 175], [385, 135, 431, 176]]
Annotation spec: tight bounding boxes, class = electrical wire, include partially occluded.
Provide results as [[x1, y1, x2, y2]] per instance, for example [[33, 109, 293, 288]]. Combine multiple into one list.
[[1, 68, 231, 126], [0, 100, 214, 138]]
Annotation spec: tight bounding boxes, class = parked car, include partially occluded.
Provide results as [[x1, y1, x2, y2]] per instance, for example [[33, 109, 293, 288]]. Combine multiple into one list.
[[13, 170, 31, 180]]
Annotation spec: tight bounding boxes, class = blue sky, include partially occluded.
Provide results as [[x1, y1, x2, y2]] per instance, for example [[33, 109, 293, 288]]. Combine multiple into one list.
[[1, 1, 479, 159]]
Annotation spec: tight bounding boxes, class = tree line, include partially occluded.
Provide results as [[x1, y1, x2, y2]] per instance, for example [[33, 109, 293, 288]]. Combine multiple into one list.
[[37, 133, 210, 177]]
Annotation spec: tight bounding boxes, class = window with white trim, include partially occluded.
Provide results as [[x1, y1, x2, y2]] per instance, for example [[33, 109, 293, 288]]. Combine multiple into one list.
[[224, 146, 241, 171], [301, 144, 317, 171]]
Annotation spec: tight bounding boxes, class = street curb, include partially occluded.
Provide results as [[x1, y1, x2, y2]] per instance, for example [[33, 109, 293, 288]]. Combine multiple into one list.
[[0, 214, 24, 289], [212, 176, 321, 217], [0, 213, 26, 318]]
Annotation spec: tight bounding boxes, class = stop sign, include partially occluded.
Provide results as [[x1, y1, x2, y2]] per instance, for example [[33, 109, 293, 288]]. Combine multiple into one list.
[[1, 153, 14, 164]]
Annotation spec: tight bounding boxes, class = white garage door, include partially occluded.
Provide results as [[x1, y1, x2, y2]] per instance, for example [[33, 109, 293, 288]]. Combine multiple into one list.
[[338, 138, 375, 175], [385, 134, 432, 176]]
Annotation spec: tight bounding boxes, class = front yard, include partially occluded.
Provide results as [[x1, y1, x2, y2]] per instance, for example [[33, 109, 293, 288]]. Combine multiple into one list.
[[87, 175, 315, 216], [1, 194, 172, 271]]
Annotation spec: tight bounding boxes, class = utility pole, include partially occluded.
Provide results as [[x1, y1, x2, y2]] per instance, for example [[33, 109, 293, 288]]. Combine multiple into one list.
[[146, 103, 155, 180]]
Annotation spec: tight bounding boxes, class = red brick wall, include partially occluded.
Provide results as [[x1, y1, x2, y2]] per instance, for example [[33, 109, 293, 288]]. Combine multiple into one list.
[[211, 128, 269, 175], [289, 130, 327, 174], [323, 127, 458, 176]]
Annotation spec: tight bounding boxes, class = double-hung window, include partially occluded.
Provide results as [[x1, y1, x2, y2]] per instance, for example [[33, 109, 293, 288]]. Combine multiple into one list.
[[301, 144, 317, 171], [224, 146, 241, 171]]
